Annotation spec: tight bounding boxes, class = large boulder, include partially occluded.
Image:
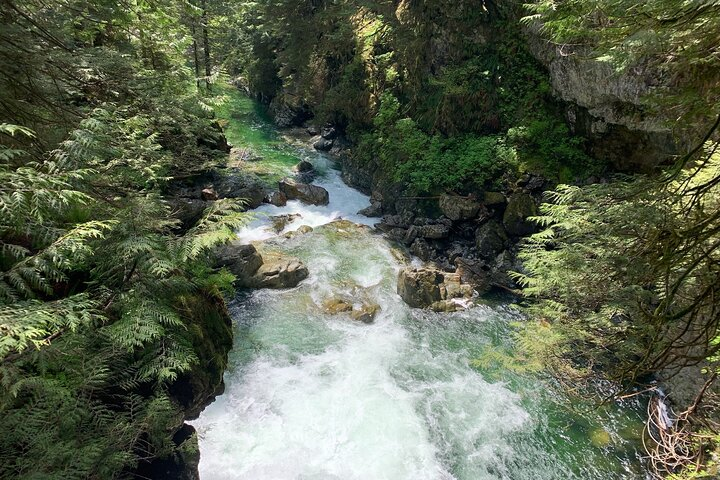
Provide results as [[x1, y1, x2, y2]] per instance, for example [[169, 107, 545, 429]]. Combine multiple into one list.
[[313, 137, 334, 151], [214, 170, 267, 209], [439, 194, 482, 221], [454, 258, 492, 293], [279, 178, 330, 206], [265, 191, 288, 207], [243, 253, 309, 289], [397, 267, 474, 310], [483, 191, 507, 207], [503, 193, 539, 236], [475, 220, 508, 259], [214, 241, 264, 279], [397, 268, 443, 308]]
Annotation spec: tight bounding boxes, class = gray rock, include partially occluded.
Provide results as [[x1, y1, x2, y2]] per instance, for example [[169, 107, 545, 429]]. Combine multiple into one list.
[[454, 257, 491, 293], [475, 220, 508, 259], [419, 224, 450, 239], [293, 160, 316, 182], [265, 191, 288, 207], [214, 242, 263, 279], [503, 193, 539, 236], [358, 201, 383, 217], [313, 137, 334, 151], [171, 198, 207, 230], [214, 170, 267, 209], [410, 238, 436, 261], [306, 125, 320, 136], [403, 226, 419, 245], [243, 253, 309, 289], [279, 178, 330, 206], [321, 126, 337, 140], [439, 194, 482, 221], [397, 268, 444, 308]]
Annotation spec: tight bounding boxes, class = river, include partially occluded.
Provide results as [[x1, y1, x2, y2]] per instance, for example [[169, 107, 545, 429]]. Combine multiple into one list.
[[190, 89, 649, 479]]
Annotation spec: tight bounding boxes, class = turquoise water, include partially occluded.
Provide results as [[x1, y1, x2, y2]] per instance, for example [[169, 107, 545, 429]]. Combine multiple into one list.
[[191, 89, 649, 480]]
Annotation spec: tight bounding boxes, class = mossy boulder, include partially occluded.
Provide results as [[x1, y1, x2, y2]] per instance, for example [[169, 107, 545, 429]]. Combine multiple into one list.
[[475, 220, 508, 259], [439, 194, 482, 221], [503, 193, 539, 236]]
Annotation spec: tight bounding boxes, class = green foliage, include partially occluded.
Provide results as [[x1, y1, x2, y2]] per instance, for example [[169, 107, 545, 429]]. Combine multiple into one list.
[[515, 146, 720, 383], [0, 1, 248, 478]]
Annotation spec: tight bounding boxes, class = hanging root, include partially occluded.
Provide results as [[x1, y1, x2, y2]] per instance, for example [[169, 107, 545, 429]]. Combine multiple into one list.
[[642, 374, 719, 477], [643, 396, 700, 477]]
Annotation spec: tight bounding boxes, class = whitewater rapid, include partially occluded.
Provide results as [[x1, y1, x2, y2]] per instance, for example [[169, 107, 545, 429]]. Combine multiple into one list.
[[190, 135, 646, 479]]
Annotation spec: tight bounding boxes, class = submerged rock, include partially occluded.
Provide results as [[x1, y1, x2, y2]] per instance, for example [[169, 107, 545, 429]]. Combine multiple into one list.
[[279, 177, 330, 206], [293, 160, 316, 182], [270, 213, 301, 233], [322, 298, 353, 314], [351, 303, 381, 324], [322, 295, 381, 324]]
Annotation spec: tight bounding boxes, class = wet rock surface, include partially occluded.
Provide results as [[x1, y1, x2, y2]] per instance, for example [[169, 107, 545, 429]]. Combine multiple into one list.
[[397, 267, 474, 311], [246, 253, 309, 289], [215, 242, 309, 290], [279, 177, 330, 205]]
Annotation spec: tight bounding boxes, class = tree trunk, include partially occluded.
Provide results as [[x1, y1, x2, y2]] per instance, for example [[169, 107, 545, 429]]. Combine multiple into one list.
[[191, 21, 200, 90], [201, 0, 210, 91]]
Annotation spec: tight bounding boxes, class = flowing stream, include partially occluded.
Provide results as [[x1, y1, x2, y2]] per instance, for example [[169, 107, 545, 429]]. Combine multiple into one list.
[[191, 90, 649, 479]]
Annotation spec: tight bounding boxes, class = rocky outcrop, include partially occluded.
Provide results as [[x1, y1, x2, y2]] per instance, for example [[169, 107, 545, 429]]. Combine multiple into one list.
[[313, 137, 334, 151], [279, 178, 330, 205], [397, 267, 474, 312], [268, 93, 311, 127], [140, 290, 233, 480], [525, 25, 681, 170]]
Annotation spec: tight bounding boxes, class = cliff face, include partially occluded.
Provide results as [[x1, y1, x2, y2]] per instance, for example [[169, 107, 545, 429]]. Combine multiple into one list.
[[525, 27, 679, 171]]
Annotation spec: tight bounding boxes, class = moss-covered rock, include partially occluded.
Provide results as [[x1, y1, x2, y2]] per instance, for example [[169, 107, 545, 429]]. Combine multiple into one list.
[[503, 193, 539, 236]]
